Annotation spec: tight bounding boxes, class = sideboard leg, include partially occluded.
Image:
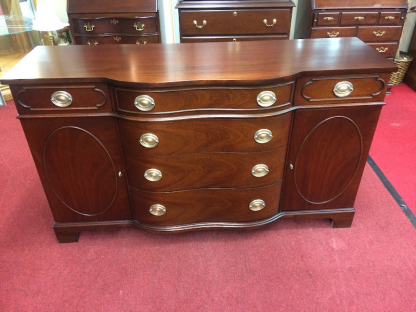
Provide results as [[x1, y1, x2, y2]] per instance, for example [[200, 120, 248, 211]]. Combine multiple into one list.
[[53, 228, 80, 243], [330, 212, 355, 228]]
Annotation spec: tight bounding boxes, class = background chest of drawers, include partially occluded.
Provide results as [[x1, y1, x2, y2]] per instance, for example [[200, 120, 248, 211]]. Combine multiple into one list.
[[176, 0, 295, 42], [2, 39, 396, 243], [307, 0, 407, 59], [67, 0, 160, 45]]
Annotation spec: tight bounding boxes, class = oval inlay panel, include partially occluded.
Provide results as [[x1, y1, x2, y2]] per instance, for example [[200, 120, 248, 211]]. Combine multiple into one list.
[[43, 127, 117, 216], [294, 116, 362, 204]]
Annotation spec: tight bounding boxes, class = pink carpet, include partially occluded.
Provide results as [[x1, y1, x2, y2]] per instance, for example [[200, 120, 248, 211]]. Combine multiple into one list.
[[1, 100, 415, 311]]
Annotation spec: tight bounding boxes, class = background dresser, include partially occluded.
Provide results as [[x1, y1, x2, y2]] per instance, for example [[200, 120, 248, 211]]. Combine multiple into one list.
[[2, 39, 396, 242], [176, 0, 295, 42], [67, 0, 160, 45]]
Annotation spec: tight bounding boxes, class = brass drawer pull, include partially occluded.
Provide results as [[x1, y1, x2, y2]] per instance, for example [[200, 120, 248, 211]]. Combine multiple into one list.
[[373, 30, 385, 37], [144, 169, 162, 182], [233, 38, 237, 42], [136, 40, 147, 45], [87, 40, 98, 45], [254, 129, 273, 144], [252, 164, 269, 178], [134, 95, 155, 111], [333, 81, 354, 98], [249, 199, 265, 211], [376, 47, 388, 53], [354, 16, 365, 20], [114, 36, 121, 41], [193, 20, 206, 28], [140, 133, 159, 148], [385, 16, 395, 20], [51, 91, 72, 107], [110, 19, 119, 24], [323, 17, 334, 21], [257, 91, 276, 107], [233, 12, 237, 17], [263, 19, 276, 27], [84, 22, 95, 31], [134, 22, 145, 31], [327, 31, 339, 37], [149, 204, 166, 216]]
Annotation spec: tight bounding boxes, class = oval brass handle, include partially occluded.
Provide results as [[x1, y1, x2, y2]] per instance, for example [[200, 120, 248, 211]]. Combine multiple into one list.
[[134, 22, 145, 31], [254, 129, 273, 144], [323, 17, 334, 21], [193, 20, 206, 28], [263, 19, 276, 27], [257, 91, 276, 107], [149, 204, 166, 216], [373, 30, 385, 37], [87, 40, 98, 45], [333, 81, 354, 98], [385, 16, 395, 20], [140, 133, 159, 148], [114, 36, 121, 41], [134, 95, 155, 111], [84, 22, 95, 31], [249, 199, 265, 211], [376, 47, 388, 53], [136, 40, 147, 44], [233, 38, 237, 42], [252, 164, 269, 178], [144, 169, 162, 182], [327, 31, 339, 37], [51, 91, 72, 107], [354, 16, 365, 20]]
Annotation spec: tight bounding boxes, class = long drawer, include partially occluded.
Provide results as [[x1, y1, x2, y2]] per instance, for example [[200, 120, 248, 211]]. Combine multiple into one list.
[[179, 9, 291, 36], [356, 26, 402, 42], [125, 147, 286, 191], [131, 182, 282, 226], [118, 113, 291, 156], [72, 16, 158, 34], [180, 35, 288, 43], [75, 34, 159, 45]]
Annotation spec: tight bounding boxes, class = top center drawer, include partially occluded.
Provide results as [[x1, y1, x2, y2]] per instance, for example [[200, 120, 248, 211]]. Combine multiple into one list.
[[179, 9, 291, 35], [340, 12, 378, 26]]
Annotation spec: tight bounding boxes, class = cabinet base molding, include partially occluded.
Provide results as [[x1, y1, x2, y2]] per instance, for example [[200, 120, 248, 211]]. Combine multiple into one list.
[[52, 208, 355, 243]]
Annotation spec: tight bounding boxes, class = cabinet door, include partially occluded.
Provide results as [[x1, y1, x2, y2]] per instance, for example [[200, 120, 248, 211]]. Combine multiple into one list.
[[20, 117, 131, 222], [280, 105, 382, 211]]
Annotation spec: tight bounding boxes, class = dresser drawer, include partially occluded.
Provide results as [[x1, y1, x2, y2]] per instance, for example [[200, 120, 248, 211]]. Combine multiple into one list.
[[379, 12, 403, 26], [131, 182, 281, 226], [115, 83, 293, 114], [11, 84, 111, 115], [310, 27, 356, 38], [72, 16, 158, 34], [118, 113, 291, 156], [179, 9, 291, 36], [367, 42, 398, 58], [316, 12, 340, 26], [125, 147, 286, 191], [75, 34, 159, 45], [340, 12, 378, 26], [356, 26, 402, 43], [295, 74, 390, 105], [181, 35, 288, 43]]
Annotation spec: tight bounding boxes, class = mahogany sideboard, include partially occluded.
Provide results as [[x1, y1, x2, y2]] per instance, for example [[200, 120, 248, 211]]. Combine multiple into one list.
[[67, 0, 160, 45], [2, 38, 396, 243], [176, 0, 295, 42]]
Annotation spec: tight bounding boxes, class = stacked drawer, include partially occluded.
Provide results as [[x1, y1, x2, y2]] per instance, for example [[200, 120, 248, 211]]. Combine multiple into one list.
[[69, 13, 160, 45], [115, 83, 293, 227], [176, 0, 295, 43], [309, 9, 406, 58]]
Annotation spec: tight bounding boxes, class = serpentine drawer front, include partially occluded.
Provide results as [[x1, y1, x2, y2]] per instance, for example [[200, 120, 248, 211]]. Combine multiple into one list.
[[1, 38, 396, 242]]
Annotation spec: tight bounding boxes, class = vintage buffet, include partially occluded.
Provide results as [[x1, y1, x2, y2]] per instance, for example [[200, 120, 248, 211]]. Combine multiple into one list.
[[1, 38, 396, 242]]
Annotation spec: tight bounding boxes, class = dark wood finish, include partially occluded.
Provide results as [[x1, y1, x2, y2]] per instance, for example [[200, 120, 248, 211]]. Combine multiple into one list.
[[1, 38, 396, 242], [403, 25, 416, 92], [67, 1, 160, 45], [312, 0, 407, 9], [176, 0, 294, 43]]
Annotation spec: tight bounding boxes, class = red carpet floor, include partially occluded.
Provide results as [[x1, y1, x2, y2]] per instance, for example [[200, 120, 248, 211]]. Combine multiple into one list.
[[370, 84, 416, 214], [1, 100, 416, 311]]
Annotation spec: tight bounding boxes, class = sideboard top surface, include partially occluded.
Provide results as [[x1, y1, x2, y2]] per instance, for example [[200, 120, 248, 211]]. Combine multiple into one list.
[[312, 0, 407, 9], [2, 38, 396, 87], [67, 0, 158, 14], [176, 0, 295, 9]]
